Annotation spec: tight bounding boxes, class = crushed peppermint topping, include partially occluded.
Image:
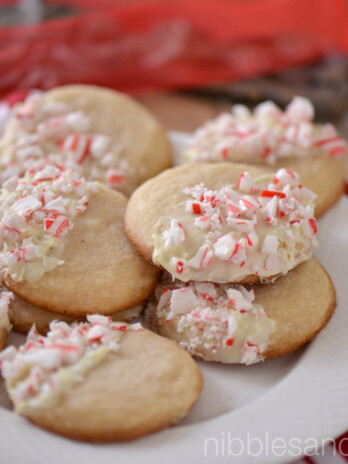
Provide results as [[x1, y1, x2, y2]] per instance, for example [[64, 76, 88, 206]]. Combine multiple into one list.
[[146, 275, 275, 365], [0, 163, 95, 283], [0, 290, 13, 334], [0, 93, 133, 192], [0, 315, 143, 412], [153, 168, 318, 283], [182, 96, 346, 164]]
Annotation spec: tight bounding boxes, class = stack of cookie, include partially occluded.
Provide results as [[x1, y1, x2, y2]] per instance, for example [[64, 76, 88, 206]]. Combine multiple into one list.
[[124, 96, 343, 365], [125, 162, 336, 365], [0, 88, 343, 442], [0, 85, 203, 441], [0, 83, 174, 343]]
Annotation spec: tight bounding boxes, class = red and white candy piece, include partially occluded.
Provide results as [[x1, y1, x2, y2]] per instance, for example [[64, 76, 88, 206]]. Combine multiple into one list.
[[169, 287, 199, 314], [187, 245, 213, 269], [165, 219, 185, 248]]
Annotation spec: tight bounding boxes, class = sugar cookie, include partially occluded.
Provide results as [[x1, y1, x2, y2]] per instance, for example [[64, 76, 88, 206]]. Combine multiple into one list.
[[3, 284, 142, 335], [0, 85, 172, 196], [0, 316, 203, 441], [125, 163, 317, 284], [181, 97, 346, 217], [2, 172, 159, 316], [146, 257, 335, 364]]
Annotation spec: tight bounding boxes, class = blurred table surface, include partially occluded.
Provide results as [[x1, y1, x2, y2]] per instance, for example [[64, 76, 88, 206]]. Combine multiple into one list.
[[137, 92, 226, 133], [137, 90, 348, 134]]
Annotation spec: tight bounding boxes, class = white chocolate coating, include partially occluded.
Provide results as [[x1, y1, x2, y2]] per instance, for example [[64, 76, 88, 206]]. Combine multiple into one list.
[[0, 93, 132, 192], [182, 97, 346, 165], [152, 168, 318, 283], [146, 274, 276, 364], [0, 164, 95, 283], [0, 315, 143, 413]]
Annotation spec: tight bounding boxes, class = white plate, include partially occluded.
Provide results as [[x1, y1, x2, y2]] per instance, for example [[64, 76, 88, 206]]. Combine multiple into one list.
[[1, 131, 348, 464]]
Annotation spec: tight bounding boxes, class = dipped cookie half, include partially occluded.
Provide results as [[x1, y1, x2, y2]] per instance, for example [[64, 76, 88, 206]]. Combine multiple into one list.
[[0, 316, 203, 441], [146, 258, 336, 364], [0, 165, 159, 316], [0, 84, 172, 196], [126, 163, 318, 285]]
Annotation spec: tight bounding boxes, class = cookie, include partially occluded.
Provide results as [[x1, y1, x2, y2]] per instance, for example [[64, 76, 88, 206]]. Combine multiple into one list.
[[3, 285, 142, 335], [3, 179, 160, 316], [125, 163, 317, 284], [0, 316, 203, 442], [0, 84, 172, 196], [146, 257, 335, 364], [181, 97, 346, 217], [0, 290, 13, 351]]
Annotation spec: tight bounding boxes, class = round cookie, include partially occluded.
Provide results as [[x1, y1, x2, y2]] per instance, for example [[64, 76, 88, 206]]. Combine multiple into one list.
[[0, 85, 172, 196], [125, 163, 318, 284], [146, 257, 335, 363], [0, 318, 203, 442], [4, 184, 160, 316], [3, 285, 143, 335]]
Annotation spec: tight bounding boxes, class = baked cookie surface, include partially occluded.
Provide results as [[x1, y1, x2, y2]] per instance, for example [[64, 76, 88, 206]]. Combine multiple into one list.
[[0, 85, 172, 196], [4, 185, 160, 316], [125, 163, 317, 284], [146, 257, 335, 363], [259, 257, 336, 359]]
